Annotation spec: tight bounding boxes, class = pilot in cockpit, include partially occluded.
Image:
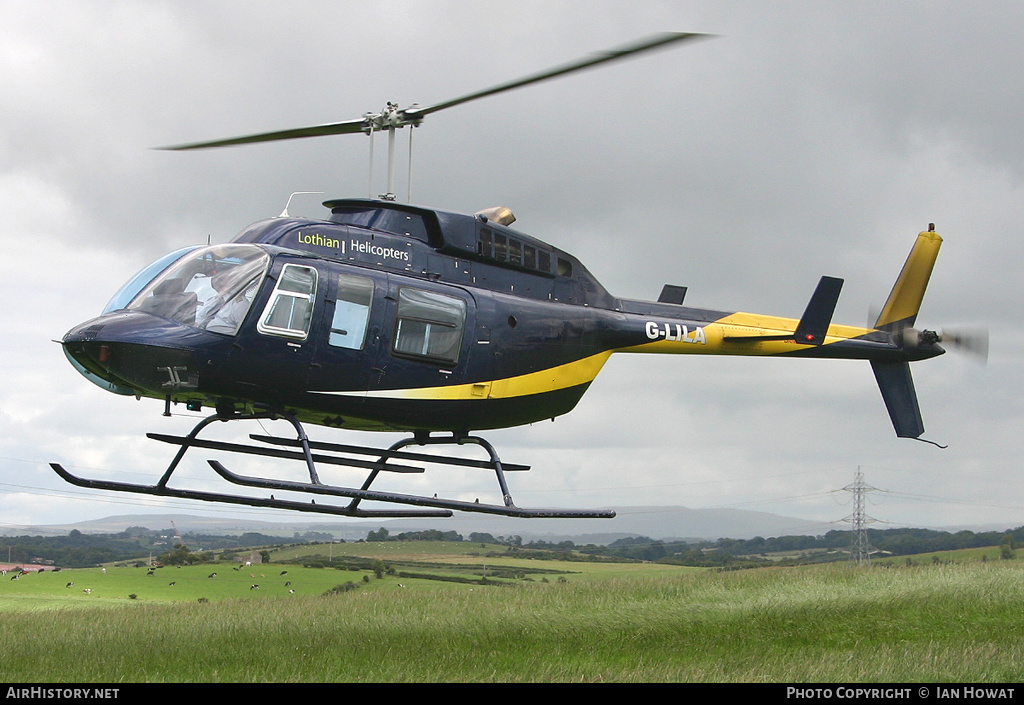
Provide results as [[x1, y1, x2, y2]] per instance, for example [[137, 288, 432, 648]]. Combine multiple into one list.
[[197, 269, 259, 335]]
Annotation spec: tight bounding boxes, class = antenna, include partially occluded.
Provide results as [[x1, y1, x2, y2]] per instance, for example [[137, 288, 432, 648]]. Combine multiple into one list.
[[278, 192, 325, 218]]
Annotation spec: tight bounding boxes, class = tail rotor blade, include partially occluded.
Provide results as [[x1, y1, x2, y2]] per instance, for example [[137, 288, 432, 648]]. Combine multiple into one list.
[[940, 326, 989, 363]]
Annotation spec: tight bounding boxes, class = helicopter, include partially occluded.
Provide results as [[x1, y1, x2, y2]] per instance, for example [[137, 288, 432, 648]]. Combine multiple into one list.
[[50, 33, 986, 520]]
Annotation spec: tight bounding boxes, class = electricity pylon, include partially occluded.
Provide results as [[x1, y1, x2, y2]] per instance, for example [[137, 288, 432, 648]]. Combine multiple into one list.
[[842, 466, 882, 565]]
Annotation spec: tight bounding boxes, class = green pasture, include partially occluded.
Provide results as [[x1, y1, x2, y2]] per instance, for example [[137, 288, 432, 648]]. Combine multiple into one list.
[[273, 540, 701, 581], [0, 541, 690, 610], [873, 545, 1009, 565], [1, 546, 1024, 682], [0, 563, 371, 609]]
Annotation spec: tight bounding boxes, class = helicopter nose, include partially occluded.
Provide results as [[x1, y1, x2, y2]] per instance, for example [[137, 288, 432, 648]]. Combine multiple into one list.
[[61, 310, 223, 397]]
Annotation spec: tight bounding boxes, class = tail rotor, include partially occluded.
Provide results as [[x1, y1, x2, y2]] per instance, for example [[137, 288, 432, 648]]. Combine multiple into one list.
[[868, 226, 985, 442], [933, 326, 989, 362]]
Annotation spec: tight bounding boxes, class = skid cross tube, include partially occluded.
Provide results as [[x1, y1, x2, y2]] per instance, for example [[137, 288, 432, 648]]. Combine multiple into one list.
[[50, 411, 615, 519], [348, 434, 513, 516], [248, 434, 532, 472], [214, 430, 615, 518]]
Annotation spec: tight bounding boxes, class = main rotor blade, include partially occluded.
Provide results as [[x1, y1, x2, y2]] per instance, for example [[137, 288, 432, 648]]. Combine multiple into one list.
[[156, 32, 710, 152], [158, 117, 368, 151], [406, 32, 711, 119]]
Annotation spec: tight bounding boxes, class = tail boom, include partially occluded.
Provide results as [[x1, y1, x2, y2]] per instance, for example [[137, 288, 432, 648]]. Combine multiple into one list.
[[610, 227, 947, 440]]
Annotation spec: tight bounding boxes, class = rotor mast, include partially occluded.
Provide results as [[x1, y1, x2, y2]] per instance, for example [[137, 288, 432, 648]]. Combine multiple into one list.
[[362, 102, 422, 201]]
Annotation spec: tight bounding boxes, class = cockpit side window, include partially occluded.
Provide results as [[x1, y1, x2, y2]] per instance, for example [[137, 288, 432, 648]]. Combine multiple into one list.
[[257, 264, 318, 340]]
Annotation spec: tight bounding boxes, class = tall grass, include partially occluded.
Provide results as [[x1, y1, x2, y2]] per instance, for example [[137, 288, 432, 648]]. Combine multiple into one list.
[[1, 561, 1023, 682]]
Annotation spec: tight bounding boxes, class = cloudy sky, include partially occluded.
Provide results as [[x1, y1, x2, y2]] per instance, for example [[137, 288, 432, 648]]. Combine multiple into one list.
[[1, 1, 1021, 534]]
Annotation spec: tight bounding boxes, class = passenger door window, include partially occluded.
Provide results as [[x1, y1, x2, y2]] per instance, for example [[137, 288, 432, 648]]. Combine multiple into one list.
[[392, 287, 467, 364], [329, 272, 375, 350]]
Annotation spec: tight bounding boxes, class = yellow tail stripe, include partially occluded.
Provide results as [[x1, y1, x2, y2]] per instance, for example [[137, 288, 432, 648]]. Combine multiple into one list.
[[616, 315, 874, 356], [875, 230, 943, 328]]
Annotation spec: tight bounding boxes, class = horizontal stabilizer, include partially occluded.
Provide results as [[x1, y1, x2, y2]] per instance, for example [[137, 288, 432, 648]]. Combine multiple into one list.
[[871, 360, 924, 438], [721, 275, 843, 344], [794, 276, 843, 344]]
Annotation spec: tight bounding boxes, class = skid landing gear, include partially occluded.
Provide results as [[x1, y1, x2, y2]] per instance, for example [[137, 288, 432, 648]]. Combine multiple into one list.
[[51, 411, 616, 519]]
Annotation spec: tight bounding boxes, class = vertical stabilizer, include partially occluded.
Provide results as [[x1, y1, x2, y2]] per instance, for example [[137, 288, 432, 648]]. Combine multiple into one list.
[[874, 229, 942, 331], [870, 360, 924, 438]]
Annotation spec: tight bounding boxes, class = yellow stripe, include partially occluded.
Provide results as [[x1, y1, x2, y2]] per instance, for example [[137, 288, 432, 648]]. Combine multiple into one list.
[[349, 351, 614, 401], [489, 351, 613, 399], [715, 313, 873, 349], [615, 314, 875, 356]]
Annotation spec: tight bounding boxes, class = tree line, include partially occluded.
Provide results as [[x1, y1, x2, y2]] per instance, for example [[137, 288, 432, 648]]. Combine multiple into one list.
[[0, 527, 318, 568], [571, 526, 1024, 566], [4, 523, 1022, 569]]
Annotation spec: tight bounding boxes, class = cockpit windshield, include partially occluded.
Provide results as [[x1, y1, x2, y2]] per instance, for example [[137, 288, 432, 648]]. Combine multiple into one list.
[[124, 244, 270, 336]]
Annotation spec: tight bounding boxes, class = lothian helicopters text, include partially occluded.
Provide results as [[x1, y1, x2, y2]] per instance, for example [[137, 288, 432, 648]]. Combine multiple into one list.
[[295, 232, 409, 262]]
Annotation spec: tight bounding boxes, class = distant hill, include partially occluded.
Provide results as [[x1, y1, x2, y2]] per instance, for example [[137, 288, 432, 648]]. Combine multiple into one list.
[[2, 506, 837, 544], [5, 506, 1015, 545]]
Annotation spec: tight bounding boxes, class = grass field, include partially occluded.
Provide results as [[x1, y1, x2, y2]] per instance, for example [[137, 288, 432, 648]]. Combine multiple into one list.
[[1, 545, 1023, 682]]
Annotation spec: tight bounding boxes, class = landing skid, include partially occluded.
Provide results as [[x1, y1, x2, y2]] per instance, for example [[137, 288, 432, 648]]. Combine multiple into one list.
[[50, 411, 616, 519]]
